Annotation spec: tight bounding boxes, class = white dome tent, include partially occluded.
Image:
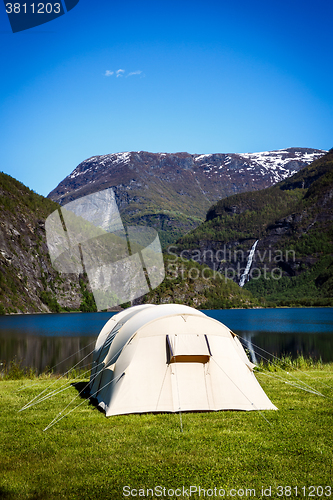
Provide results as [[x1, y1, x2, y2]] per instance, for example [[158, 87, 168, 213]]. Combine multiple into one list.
[[88, 304, 277, 416]]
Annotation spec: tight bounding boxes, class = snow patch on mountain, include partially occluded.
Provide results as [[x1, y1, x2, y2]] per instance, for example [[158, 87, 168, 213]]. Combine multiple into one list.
[[194, 154, 213, 162], [68, 152, 132, 180], [196, 148, 326, 182]]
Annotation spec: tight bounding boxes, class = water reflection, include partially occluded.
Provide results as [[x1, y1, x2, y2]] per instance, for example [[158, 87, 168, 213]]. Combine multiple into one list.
[[239, 333, 258, 364], [1, 308, 333, 373], [0, 334, 97, 374], [0, 312, 114, 374], [237, 330, 333, 363]]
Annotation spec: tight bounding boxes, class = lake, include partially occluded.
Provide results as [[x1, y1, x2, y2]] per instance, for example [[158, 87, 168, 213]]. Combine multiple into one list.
[[0, 308, 332, 373]]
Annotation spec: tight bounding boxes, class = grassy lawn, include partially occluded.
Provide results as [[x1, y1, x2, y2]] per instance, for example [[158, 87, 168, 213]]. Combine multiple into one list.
[[0, 366, 332, 500]]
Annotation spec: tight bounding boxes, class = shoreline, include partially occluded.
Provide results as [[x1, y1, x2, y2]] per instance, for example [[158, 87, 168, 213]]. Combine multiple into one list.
[[1, 303, 333, 317]]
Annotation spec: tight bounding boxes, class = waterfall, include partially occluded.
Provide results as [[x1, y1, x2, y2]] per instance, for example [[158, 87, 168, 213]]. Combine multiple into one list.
[[239, 240, 258, 287]]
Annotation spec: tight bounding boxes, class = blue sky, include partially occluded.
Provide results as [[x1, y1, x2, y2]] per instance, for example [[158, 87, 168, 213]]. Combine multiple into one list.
[[1, 0, 332, 196]]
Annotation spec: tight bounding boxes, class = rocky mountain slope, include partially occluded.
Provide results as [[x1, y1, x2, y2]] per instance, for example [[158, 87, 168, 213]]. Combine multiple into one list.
[[0, 173, 88, 314], [174, 149, 333, 306], [48, 148, 325, 247]]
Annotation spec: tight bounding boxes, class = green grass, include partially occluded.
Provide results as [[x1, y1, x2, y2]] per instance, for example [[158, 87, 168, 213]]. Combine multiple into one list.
[[0, 359, 90, 381], [0, 364, 332, 500], [255, 354, 326, 371]]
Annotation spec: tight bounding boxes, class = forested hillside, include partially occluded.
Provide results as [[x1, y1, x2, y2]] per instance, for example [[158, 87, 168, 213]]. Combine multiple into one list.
[[174, 149, 333, 306], [0, 172, 90, 314]]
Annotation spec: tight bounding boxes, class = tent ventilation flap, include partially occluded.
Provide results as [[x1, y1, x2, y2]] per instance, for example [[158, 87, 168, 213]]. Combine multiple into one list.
[[166, 334, 211, 364]]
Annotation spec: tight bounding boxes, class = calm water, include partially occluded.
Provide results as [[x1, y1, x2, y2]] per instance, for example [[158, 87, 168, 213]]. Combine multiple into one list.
[[0, 308, 332, 373], [0, 312, 112, 374], [207, 308, 333, 364]]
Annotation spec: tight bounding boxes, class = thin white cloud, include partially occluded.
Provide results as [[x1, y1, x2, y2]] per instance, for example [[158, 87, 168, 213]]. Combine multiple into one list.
[[104, 69, 144, 78], [127, 70, 142, 77]]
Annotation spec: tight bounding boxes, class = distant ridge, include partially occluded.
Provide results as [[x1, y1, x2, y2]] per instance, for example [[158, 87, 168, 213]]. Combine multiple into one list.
[[48, 148, 326, 246]]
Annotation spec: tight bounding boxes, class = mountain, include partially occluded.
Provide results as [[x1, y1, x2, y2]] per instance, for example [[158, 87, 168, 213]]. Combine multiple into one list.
[[1, 147, 329, 314], [0, 172, 260, 314], [48, 148, 326, 247], [174, 149, 333, 306], [0, 172, 91, 314]]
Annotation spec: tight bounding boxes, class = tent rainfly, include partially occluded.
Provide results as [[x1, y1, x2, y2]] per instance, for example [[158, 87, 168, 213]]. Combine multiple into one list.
[[89, 304, 277, 416]]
